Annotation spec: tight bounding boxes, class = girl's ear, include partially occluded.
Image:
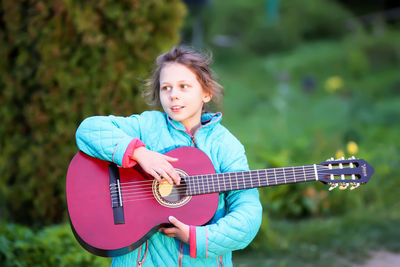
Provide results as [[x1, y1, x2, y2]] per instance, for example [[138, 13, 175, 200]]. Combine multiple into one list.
[[203, 92, 212, 103]]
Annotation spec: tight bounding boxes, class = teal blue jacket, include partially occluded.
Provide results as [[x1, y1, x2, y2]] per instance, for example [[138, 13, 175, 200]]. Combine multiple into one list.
[[75, 111, 262, 267]]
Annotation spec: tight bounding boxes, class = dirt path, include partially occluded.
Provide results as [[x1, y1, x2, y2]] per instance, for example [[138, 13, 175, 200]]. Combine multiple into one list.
[[352, 251, 400, 267]]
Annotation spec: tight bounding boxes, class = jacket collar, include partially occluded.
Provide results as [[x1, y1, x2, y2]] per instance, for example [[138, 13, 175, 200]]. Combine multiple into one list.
[[166, 112, 222, 132]]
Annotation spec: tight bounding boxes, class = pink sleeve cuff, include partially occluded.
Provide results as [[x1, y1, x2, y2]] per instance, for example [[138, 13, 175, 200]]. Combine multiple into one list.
[[189, 225, 197, 258], [121, 138, 145, 168]]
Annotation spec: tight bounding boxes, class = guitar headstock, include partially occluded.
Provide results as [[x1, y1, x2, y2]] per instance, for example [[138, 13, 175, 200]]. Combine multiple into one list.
[[318, 156, 374, 191]]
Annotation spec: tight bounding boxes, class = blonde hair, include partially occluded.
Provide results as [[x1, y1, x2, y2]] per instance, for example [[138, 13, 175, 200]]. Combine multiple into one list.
[[145, 46, 224, 112]]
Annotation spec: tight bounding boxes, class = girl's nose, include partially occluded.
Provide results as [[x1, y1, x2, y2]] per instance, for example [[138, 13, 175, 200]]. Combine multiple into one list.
[[169, 87, 179, 99]]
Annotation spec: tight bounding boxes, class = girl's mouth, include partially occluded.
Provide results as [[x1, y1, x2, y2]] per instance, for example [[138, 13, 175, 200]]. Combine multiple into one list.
[[171, 106, 184, 112]]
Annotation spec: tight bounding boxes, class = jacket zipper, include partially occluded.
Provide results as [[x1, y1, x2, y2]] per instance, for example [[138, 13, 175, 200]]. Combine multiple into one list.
[[167, 113, 221, 148], [189, 134, 196, 147]]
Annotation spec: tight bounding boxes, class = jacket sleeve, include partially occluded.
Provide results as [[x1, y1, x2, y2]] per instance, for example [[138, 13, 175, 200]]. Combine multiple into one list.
[[75, 115, 142, 166], [192, 133, 262, 258]]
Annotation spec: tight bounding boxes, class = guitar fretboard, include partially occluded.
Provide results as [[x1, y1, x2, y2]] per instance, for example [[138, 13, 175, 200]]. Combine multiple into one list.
[[185, 165, 319, 196]]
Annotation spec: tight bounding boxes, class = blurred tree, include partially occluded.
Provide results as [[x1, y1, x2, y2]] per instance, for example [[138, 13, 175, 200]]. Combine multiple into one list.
[[0, 0, 185, 226], [205, 0, 352, 54], [182, 0, 208, 47], [265, 0, 279, 23]]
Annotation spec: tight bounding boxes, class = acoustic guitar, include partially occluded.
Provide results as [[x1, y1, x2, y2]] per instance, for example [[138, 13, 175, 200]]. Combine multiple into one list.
[[66, 146, 374, 257]]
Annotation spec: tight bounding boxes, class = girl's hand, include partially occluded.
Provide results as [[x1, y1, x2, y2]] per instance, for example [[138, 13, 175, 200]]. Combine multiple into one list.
[[131, 147, 180, 185], [159, 216, 190, 244]]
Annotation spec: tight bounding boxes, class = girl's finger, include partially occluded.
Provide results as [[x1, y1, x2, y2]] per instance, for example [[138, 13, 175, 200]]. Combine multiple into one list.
[[168, 216, 184, 229], [162, 227, 177, 235], [166, 169, 181, 185], [147, 169, 162, 182], [163, 155, 179, 162], [165, 233, 176, 238], [162, 163, 181, 185], [158, 169, 173, 185]]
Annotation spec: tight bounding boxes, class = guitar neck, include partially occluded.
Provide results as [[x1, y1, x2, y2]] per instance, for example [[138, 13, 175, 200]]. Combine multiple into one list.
[[185, 165, 319, 195]]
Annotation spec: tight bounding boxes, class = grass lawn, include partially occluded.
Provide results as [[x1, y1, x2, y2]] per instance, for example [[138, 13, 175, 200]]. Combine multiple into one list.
[[212, 39, 400, 266]]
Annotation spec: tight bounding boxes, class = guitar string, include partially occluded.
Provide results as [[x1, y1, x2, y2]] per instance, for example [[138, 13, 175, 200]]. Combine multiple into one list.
[[110, 171, 313, 202], [115, 165, 326, 186], [115, 166, 353, 189], [111, 166, 329, 192], [110, 170, 360, 205], [109, 169, 357, 204], [110, 168, 324, 194], [109, 168, 354, 196], [110, 166, 346, 193], [111, 166, 352, 191]]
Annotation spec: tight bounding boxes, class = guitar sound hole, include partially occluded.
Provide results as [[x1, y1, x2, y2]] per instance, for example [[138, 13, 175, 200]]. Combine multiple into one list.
[[152, 169, 192, 208], [161, 182, 186, 202]]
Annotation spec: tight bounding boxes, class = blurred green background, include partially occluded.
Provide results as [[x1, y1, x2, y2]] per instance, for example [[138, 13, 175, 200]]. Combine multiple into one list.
[[1, 0, 399, 266]]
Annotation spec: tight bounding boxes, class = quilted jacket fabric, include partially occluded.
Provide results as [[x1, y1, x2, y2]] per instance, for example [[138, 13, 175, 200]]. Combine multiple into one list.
[[75, 111, 262, 267]]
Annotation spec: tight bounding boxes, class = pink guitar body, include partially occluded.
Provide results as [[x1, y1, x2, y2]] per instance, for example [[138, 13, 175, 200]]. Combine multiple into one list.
[[67, 146, 374, 257], [66, 146, 219, 257]]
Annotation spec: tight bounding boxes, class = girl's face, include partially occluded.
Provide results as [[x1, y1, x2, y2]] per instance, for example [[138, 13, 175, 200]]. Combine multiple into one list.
[[159, 63, 211, 132]]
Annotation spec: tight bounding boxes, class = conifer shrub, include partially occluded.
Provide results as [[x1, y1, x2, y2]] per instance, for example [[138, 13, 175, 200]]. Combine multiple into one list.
[[0, 222, 110, 266], [0, 0, 185, 225]]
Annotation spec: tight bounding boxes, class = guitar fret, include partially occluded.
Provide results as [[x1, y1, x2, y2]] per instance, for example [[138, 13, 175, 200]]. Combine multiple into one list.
[[196, 176, 200, 193], [302, 165, 306, 181], [249, 171, 253, 188], [217, 174, 220, 192], [283, 168, 287, 184], [257, 170, 261, 187], [198, 175, 202, 194], [203, 175, 207, 193], [292, 167, 296, 182], [207, 175, 210, 193], [273, 168, 277, 185], [192, 177, 196, 195], [195, 175, 199, 195], [242, 171, 245, 189], [187, 178, 192, 195], [202, 175, 205, 194], [266, 169, 270, 186], [286, 168, 293, 183], [235, 172, 239, 190], [222, 173, 226, 191]]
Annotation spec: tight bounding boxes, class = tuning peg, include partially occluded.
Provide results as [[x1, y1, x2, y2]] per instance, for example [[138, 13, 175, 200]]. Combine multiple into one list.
[[328, 183, 338, 191], [339, 183, 349, 190], [349, 160, 360, 190], [350, 182, 360, 190]]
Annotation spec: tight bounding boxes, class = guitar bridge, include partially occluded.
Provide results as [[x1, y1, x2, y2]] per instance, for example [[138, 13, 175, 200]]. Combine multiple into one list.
[[108, 163, 125, 225]]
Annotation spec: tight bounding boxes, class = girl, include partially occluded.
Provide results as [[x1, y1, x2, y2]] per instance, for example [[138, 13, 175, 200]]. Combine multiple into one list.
[[75, 46, 262, 266]]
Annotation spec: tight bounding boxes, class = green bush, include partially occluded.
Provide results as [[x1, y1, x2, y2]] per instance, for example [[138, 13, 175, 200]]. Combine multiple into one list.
[[0, 222, 110, 266], [205, 0, 351, 54], [215, 29, 400, 219], [0, 0, 185, 226]]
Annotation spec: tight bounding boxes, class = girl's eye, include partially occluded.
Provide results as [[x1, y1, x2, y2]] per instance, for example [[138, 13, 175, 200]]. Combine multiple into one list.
[[181, 84, 189, 89], [162, 86, 171, 91]]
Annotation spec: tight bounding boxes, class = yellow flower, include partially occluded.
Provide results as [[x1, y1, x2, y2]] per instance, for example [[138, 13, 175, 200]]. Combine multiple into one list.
[[325, 76, 344, 93], [335, 149, 345, 159], [347, 141, 358, 155]]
